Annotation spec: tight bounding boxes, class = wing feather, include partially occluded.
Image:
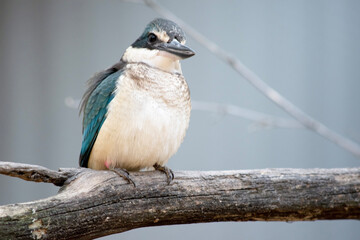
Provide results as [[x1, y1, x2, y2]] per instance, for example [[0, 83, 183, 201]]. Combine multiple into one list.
[[79, 62, 125, 167]]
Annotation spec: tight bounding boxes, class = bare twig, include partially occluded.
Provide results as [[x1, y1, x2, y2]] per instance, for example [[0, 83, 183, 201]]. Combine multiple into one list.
[[65, 97, 301, 129], [141, 0, 360, 158], [0, 161, 80, 186], [64, 97, 80, 110], [192, 100, 303, 129]]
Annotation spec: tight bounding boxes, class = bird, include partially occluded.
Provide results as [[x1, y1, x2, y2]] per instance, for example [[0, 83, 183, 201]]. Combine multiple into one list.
[[79, 18, 195, 185]]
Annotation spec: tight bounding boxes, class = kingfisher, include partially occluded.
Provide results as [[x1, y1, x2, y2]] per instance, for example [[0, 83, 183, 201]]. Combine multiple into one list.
[[79, 18, 195, 185]]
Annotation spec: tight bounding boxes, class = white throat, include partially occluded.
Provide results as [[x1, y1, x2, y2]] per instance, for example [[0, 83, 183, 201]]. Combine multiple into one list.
[[122, 46, 182, 74]]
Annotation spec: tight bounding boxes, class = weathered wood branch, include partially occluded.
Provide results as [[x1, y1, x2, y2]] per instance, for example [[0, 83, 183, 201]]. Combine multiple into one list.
[[0, 161, 80, 186], [0, 161, 359, 240]]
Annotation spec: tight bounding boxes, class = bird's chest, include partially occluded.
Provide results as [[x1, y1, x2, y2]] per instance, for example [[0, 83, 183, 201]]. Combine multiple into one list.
[[111, 83, 179, 133], [90, 66, 190, 170], [109, 69, 190, 135]]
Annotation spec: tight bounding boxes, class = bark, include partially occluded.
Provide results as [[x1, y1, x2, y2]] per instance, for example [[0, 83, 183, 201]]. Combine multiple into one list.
[[0, 161, 359, 240]]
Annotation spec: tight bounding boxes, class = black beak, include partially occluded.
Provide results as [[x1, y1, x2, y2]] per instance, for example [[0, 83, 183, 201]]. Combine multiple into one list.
[[156, 39, 195, 59]]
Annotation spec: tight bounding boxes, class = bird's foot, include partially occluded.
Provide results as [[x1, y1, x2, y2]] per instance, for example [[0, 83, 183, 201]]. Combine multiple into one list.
[[153, 163, 174, 184], [110, 168, 136, 187]]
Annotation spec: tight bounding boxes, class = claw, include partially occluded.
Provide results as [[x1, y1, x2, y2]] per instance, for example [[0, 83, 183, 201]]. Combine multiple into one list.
[[110, 168, 136, 187], [153, 164, 174, 184]]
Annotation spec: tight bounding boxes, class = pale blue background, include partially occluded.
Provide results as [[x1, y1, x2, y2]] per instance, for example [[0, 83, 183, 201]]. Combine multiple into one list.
[[0, 0, 359, 239]]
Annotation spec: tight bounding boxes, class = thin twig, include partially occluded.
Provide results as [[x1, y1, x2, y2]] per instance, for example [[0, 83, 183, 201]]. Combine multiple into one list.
[[65, 97, 301, 129], [192, 100, 303, 129], [141, 0, 360, 158]]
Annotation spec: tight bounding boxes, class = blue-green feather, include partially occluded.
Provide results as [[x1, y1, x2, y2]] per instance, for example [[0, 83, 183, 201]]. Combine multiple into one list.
[[79, 70, 122, 167]]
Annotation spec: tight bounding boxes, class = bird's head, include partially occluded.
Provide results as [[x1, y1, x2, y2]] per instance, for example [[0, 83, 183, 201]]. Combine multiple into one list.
[[122, 18, 195, 74]]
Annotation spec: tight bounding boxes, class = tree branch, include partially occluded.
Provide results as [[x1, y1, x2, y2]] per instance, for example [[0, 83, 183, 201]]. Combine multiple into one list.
[[65, 97, 303, 129], [192, 100, 303, 129], [0, 161, 79, 186], [1, 161, 359, 240], [139, 0, 360, 158]]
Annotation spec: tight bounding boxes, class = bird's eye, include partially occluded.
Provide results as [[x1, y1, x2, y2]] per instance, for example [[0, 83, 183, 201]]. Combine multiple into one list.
[[147, 33, 157, 43]]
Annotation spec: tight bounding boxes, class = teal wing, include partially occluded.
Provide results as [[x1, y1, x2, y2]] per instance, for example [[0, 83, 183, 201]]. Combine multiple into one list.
[[79, 66, 123, 168]]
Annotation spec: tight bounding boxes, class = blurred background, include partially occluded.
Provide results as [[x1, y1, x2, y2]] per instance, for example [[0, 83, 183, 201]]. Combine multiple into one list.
[[1, 0, 359, 239]]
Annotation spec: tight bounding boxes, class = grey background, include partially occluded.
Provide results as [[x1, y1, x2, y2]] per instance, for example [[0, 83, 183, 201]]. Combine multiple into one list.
[[1, 0, 359, 239]]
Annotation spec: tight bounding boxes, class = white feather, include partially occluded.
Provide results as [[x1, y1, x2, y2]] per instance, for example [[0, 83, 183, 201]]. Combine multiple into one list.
[[122, 46, 182, 74]]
